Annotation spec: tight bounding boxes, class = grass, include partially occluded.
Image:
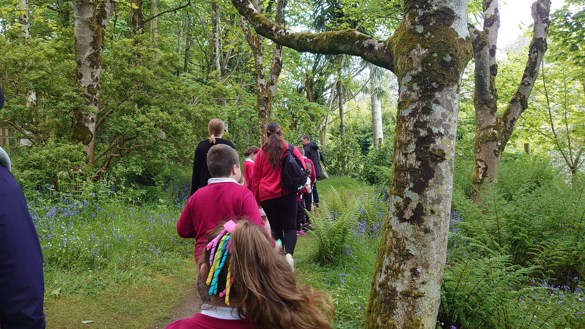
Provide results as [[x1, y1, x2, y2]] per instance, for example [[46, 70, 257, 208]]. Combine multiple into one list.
[[33, 172, 585, 328], [45, 258, 196, 328], [33, 177, 383, 328]]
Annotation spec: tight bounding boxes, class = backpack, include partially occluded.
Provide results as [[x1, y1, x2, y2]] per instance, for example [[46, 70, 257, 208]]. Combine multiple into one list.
[[281, 144, 308, 193]]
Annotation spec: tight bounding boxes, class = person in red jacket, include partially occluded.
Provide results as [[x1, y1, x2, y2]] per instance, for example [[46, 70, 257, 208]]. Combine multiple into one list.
[[177, 144, 266, 302], [242, 145, 259, 190], [167, 220, 333, 329], [252, 122, 306, 258]]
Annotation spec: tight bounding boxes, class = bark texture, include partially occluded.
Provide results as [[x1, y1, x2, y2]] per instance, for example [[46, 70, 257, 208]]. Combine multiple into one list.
[[239, 0, 286, 145], [469, 0, 550, 201], [130, 0, 145, 35], [19, 0, 30, 38], [73, 0, 115, 165], [150, 0, 158, 46], [230, 0, 472, 327]]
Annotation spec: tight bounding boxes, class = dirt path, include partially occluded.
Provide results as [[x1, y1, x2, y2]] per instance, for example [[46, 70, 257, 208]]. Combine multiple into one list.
[[152, 284, 202, 328]]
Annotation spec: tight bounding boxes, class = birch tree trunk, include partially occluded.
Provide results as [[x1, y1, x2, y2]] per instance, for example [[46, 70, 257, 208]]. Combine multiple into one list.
[[370, 65, 384, 149], [211, 0, 222, 81], [73, 0, 115, 165], [469, 0, 550, 202], [19, 0, 30, 38], [229, 0, 472, 327], [336, 55, 345, 138], [20, 0, 37, 107]]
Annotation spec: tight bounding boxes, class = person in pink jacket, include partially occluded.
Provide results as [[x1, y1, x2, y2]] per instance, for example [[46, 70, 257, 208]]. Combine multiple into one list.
[[251, 122, 307, 258]]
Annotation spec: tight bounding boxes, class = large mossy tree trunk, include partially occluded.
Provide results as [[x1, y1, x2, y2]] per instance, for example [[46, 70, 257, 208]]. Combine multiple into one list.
[[73, 0, 114, 166], [469, 0, 550, 202], [229, 0, 472, 327]]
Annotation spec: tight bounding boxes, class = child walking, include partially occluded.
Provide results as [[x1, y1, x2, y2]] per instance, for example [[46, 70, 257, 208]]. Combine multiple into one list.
[[242, 146, 260, 190], [297, 146, 316, 234], [177, 144, 267, 302], [167, 219, 334, 329]]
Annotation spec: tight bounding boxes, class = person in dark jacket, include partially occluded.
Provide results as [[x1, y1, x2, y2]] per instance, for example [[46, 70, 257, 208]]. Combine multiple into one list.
[[0, 90, 46, 328], [190, 118, 235, 195], [301, 135, 324, 207]]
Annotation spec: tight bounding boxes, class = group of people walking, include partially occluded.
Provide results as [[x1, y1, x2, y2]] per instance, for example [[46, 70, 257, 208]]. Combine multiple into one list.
[[172, 118, 333, 328], [0, 95, 333, 328]]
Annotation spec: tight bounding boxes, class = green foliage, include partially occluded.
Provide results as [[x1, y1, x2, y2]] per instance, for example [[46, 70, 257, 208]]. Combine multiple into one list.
[[440, 157, 585, 329], [311, 178, 386, 267], [312, 188, 355, 264], [295, 177, 386, 327], [11, 142, 86, 190], [360, 141, 393, 185], [323, 135, 364, 178], [31, 192, 188, 271]]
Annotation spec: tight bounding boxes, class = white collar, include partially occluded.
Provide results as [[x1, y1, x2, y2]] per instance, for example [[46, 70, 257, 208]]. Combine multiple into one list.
[[245, 158, 254, 163], [208, 177, 239, 185], [200, 304, 243, 320]]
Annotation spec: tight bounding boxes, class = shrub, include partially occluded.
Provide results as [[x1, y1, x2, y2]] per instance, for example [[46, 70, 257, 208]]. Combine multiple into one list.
[[441, 157, 585, 328], [359, 142, 393, 186]]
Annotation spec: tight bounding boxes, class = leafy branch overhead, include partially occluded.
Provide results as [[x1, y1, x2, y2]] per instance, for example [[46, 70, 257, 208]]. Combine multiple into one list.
[[230, 0, 395, 71]]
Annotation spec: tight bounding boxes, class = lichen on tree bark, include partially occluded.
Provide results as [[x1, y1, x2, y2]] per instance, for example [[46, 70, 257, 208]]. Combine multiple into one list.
[[230, 0, 472, 327]]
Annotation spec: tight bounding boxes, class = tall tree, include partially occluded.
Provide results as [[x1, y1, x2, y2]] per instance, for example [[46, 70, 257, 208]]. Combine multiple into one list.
[[468, 0, 551, 201], [73, 0, 115, 165], [211, 0, 221, 81], [369, 64, 385, 149], [239, 0, 287, 144], [19, 0, 30, 38], [150, 0, 158, 46], [129, 0, 145, 35], [229, 0, 472, 327]]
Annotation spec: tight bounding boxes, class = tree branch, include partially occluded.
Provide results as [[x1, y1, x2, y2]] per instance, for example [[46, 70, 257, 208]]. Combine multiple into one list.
[[499, 0, 551, 153], [230, 0, 394, 72], [483, 0, 500, 72], [144, 0, 191, 24], [267, 0, 286, 88], [2, 120, 38, 144], [541, 61, 572, 168]]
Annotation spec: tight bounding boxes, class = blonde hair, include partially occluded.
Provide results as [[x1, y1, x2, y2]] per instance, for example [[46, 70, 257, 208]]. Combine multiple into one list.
[[200, 220, 334, 329], [208, 118, 225, 144]]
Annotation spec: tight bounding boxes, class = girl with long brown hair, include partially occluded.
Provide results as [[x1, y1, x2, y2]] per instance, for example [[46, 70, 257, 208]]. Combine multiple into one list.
[[191, 119, 235, 195], [251, 122, 308, 259], [167, 219, 333, 329]]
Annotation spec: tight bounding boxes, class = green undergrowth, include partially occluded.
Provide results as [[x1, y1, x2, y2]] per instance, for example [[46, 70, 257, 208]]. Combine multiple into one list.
[[29, 188, 196, 328], [295, 177, 388, 328]]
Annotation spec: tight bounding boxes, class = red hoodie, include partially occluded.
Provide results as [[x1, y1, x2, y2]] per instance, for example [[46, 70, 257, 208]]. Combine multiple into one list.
[[252, 142, 306, 203]]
